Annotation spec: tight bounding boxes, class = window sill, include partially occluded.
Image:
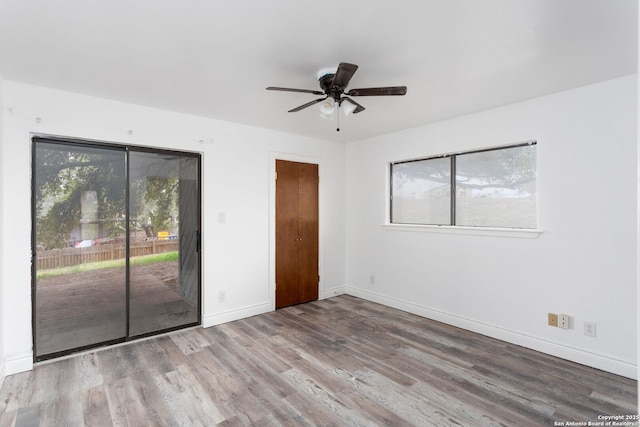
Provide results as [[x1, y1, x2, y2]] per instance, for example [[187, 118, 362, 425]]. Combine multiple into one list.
[[382, 223, 543, 239]]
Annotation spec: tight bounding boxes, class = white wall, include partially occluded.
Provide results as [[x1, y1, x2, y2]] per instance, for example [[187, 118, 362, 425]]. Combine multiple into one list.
[[1, 81, 346, 375], [0, 72, 5, 387], [345, 75, 638, 379], [2, 76, 636, 380], [636, 10, 640, 398]]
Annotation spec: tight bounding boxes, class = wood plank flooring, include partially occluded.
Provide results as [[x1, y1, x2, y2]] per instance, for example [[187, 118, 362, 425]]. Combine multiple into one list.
[[1, 295, 637, 426]]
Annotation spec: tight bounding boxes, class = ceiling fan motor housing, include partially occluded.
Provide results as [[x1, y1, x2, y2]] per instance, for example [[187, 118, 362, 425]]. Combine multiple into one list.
[[318, 74, 344, 101]]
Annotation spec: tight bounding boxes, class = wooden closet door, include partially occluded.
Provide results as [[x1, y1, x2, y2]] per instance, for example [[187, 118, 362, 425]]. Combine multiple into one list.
[[275, 160, 319, 309], [297, 162, 319, 304], [276, 160, 301, 308]]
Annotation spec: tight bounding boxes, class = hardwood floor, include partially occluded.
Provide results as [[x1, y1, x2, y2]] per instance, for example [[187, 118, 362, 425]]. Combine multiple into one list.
[[1, 295, 637, 426]]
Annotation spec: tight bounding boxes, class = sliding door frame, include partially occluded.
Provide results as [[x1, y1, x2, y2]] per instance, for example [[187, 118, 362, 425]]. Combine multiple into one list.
[[31, 135, 202, 361]]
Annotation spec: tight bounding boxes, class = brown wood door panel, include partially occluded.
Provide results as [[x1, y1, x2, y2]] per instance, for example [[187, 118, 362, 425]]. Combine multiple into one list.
[[275, 160, 319, 309], [297, 162, 319, 303], [275, 160, 300, 308]]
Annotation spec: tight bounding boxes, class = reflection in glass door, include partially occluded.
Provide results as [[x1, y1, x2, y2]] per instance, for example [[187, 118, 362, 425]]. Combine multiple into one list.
[[33, 138, 200, 360], [128, 151, 200, 337], [33, 140, 127, 358]]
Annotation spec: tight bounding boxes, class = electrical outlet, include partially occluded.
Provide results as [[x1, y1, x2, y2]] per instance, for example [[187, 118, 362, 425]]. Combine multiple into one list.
[[558, 314, 570, 329], [548, 313, 558, 327], [370, 275, 375, 285], [218, 290, 226, 303], [584, 321, 596, 337]]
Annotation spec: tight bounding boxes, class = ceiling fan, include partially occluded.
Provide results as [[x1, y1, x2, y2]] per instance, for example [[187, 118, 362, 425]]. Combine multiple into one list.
[[266, 62, 407, 130]]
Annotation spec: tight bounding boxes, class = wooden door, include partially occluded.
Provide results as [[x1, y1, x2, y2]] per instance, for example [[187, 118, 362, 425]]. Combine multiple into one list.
[[276, 160, 319, 309]]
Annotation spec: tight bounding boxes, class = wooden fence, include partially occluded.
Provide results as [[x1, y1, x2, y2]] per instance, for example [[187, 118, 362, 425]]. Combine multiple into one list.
[[36, 240, 179, 270]]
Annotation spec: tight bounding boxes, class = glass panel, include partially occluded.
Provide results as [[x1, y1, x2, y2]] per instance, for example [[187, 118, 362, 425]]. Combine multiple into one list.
[[391, 158, 451, 224], [34, 141, 127, 357], [456, 145, 537, 228], [128, 151, 199, 336]]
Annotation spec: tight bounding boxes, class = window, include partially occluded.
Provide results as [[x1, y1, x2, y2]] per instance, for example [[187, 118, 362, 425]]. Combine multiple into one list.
[[390, 142, 537, 229]]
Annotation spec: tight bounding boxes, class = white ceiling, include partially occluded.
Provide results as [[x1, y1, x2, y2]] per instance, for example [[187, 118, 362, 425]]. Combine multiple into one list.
[[0, 0, 637, 143]]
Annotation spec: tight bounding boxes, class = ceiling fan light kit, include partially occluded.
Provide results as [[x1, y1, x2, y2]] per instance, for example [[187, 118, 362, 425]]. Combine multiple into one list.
[[319, 98, 335, 116], [340, 98, 357, 116], [267, 62, 407, 131]]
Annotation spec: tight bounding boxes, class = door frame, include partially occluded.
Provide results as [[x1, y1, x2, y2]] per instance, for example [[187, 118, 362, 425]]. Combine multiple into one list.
[[269, 152, 323, 311], [31, 134, 203, 361]]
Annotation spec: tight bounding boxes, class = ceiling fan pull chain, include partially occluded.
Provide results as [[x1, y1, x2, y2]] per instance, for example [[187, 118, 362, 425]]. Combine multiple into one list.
[[336, 104, 340, 132]]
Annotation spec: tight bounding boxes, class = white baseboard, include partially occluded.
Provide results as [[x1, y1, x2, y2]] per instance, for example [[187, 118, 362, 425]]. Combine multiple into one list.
[[345, 287, 638, 380], [322, 285, 346, 300], [202, 302, 272, 328], [4, 352, 33, 376], [0, 359, 4, 389], [202, 286, 348, 328]]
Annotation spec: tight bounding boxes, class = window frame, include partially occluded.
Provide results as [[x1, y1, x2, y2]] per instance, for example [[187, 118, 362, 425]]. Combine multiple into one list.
[[389, 141, 538, 233]]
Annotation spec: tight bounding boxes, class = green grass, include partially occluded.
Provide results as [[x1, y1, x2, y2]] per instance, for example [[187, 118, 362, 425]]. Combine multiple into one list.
[[37, 251, 179, 279]]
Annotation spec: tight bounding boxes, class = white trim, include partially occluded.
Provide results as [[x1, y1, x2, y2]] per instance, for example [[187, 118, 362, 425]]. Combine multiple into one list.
[[268, 152, 324, 311], [4, 352, 33, 376], [202, 302, 271, 328], [322, 285, 346, 299], [382, 223, 543, 239], [345, 286, 638, 380]]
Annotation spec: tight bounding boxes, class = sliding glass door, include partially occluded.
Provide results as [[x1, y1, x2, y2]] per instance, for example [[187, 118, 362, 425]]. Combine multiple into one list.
[[33, 138, 200, 360], [128, 150, 200, 337]]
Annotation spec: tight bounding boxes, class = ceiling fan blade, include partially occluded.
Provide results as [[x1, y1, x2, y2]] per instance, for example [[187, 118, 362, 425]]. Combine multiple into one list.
[[341, 97, 366, 114], [266, 86, 324, 95], [346, 86, 407, 96], [288, 97, 326, 112], [332, 63, 359, 88]]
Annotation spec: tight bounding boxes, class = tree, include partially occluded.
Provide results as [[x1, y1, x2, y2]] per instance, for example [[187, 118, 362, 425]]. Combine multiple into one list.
[[393, 144, 536, 193], [34, 143, 181, 249], [34, 144, 126, 249], [141, 176, 178, 234]]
